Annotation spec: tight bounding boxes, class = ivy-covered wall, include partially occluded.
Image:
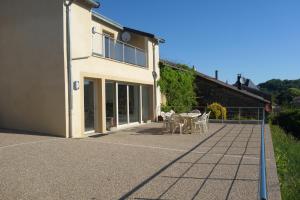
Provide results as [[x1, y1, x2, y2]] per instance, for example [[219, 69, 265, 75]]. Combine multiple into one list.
[[158, 62, 197, 113]]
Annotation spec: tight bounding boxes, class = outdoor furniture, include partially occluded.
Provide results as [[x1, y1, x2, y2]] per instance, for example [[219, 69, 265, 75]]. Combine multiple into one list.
[[162, 110, 176, 131], [169, 114, 187, 134], [206, 111, 211, 129], [192, 111, 211, 133], [191, 109, 201, 114], [179, 112, 202, 133]]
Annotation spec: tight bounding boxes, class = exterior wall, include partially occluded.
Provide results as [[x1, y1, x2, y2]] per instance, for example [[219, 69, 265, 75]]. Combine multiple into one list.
[[195, 77, 265, 108], [69, 3, 161, 137], [0, 0, 67, 137]]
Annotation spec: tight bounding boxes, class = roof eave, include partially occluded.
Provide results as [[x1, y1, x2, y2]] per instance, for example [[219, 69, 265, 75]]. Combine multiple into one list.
[[83, 0, 100, 8], [92, 11, 123, 30]]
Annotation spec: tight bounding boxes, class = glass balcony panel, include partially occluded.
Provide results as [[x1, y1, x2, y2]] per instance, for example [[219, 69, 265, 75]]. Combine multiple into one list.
[[109, 38, 114, 59], [136, 49, 146, 67], [124, 44, 136, 65], [94, 32, 147, 67], [104, 36, 110, 58], [114, 41, 123, 62]]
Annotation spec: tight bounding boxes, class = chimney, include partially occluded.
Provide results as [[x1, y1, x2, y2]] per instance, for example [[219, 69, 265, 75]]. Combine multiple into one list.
[[237, 74, 242, 89], [215, 70, 218, 80]]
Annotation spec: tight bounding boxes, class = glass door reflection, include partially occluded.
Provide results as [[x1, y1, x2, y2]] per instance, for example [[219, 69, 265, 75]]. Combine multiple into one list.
[[118, 84, 128, 125]]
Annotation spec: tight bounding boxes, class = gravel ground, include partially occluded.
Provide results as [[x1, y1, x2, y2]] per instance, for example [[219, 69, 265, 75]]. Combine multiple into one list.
[[0, 123, 280, 200]]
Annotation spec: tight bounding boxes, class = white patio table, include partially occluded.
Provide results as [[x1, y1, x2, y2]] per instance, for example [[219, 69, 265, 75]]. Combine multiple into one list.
[[179, 113, 201, 133]]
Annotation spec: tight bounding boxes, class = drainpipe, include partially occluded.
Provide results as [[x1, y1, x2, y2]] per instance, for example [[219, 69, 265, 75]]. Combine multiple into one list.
[[64, 0, 74, 138], [152, 43, 158, 122]]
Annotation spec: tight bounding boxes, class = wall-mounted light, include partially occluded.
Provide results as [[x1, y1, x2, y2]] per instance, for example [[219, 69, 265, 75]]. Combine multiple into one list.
[[73, 81, 80, 90]]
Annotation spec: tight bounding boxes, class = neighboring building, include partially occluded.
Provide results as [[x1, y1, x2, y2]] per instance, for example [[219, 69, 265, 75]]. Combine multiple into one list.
[[160, 60, 271, 110], [0, 0, 164, 138], [195, 72, 271, 109]]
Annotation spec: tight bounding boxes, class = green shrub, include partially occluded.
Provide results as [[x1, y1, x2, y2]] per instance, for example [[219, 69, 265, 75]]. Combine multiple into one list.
[[207, 103, 227, 119], [272, 109, 300, 139]]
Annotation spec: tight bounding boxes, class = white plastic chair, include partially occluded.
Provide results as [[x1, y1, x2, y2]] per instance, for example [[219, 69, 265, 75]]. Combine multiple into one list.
[[169, 114, 187, 134], [191, 109, 201, 114], [192, 113, 207, 133]]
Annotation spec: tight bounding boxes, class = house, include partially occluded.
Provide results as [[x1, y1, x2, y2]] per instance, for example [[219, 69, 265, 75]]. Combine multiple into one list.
[[0, 0, 164, 138], [160, 60, 271, 110]]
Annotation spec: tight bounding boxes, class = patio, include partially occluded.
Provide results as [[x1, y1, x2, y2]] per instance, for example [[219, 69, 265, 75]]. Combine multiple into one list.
[[0, 123, 280, 200]]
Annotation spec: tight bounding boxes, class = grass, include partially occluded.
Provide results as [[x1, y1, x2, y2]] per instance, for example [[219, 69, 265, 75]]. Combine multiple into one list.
[[270, 124, 300, 200]]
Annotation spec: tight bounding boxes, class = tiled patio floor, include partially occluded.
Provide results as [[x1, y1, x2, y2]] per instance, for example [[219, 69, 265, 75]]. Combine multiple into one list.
[[0, 123, 281, 200]]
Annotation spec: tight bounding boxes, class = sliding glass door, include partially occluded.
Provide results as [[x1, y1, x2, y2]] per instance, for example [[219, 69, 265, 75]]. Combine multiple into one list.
[[142, 86, 150, 122], [105, 81, 151, 128], [105, 82, 116, 130], [129, 85, 140, 123], [118, 84, 128, 125], [84, 80, 95, 132]]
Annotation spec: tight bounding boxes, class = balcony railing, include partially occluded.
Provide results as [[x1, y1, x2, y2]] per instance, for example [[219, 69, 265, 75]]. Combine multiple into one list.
[[92, 30, 147, 68]]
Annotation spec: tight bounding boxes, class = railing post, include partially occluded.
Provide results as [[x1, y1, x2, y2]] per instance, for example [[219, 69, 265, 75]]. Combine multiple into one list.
[[122, 43, 125, 62], [108, 37, 110, 58], [134, 48, 137, 65]]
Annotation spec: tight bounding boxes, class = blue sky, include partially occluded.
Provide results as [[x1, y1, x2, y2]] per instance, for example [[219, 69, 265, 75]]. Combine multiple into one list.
[[95, 0, 300, 84]]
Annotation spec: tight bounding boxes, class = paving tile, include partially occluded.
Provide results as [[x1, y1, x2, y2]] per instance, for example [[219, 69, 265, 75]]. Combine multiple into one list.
[[219, 155, 242, 165], [226, 147, 245, 155], [249, 138, 260, 143], [197, 154, 223, 164], [179, 153, 204, 163], [236, 164, 259, 180], [245, 147, 259, 155], [194, 180, 232, 200], [184, 164, 214, 178], [129, 177, 175, 199], [207, 147, 228, 154], [227, 180, 258, 200], [241, 156, 259, 165], [235, 137, 248, 142], [215, 141, 232, 147], [161, 178, 205, 200], [231, 141, 247, 148], [247, 141, 260, 148], [201, 141, 218, 147], [209, 164, 238, 179], [220, 136, 236, 142], [194, 147, 211, 153], [160, 163, 191, 178]]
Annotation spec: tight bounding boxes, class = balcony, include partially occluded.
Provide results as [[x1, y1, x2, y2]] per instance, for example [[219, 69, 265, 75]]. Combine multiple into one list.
[[92, 31, 147, 68]]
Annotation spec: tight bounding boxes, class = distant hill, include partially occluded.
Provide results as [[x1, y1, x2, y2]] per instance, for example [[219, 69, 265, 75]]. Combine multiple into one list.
[[258, 79, 300, 105]]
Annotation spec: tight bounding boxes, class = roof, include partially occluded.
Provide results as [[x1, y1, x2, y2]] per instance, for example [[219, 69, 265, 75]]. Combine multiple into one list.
[[91, 11, 165, 43], [92, 11, 123, 30], [79, 0, 100, 8], [233, 76, 259, 90], [160, 60, 271, 104]]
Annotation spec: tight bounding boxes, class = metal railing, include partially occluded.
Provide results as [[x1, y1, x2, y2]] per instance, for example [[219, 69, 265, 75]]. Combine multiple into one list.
[[92, 30, 147, 68], [260, 110, 268, 200], [193, 106, 265, 124]]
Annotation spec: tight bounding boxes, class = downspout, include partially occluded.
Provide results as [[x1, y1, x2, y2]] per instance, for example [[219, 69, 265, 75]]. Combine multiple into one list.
[[64, 0, 74, 138], [152, 43, 158, 122]]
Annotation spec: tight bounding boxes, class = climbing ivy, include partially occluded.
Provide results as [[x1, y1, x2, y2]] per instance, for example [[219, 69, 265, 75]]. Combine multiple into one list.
[[158, 62, 197, 113]]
